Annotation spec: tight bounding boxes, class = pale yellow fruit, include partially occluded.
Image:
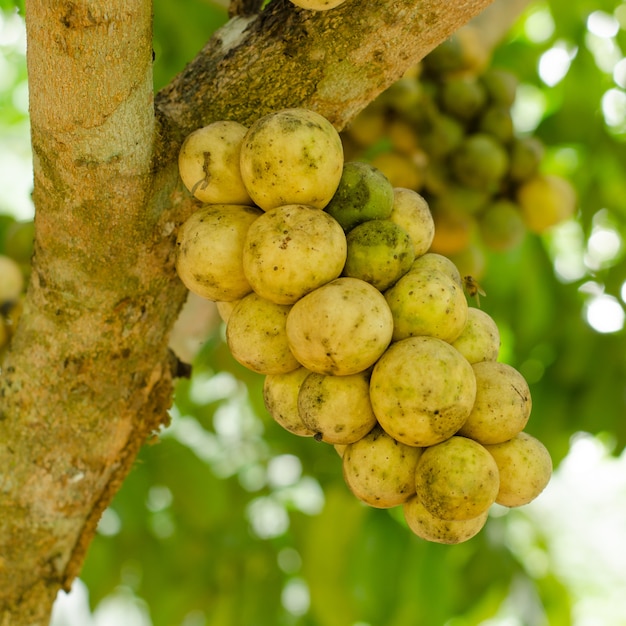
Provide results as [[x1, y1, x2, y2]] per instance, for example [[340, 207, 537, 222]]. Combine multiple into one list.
[[370, 336, 476, 447], [226, 293, 300, 375], [414, 436, 500, 521], [517, 173, 577, 234], [297, 370, 377, 444], [175, 204, 262, 301], [263, 367, 316, 437], [334, 444, 348, 458], [0, 255, 24, 303], [243, 204, 347, 304], [240, 108, 343, 211], [484, 432, 552, 507], [384, 268, 468, 343], [389, 188, 435, 257], [286, 277, 393, 376], [342, 425, 423, 508], [451, 307, 500, 364], [215, 300, 240, 324], [458, 361, 531, 445], [408, 252, 462, 287], [289, 0, 347, 9], [403, 496, 488, 544], [370, 151, 424, 190], [178, 121, 253, 205]]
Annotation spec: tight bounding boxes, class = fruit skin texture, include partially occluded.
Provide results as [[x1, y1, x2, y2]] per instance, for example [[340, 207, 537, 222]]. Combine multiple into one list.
[[242, 204, 347, 304], [484, 432, 552, 507], [263, 367, 316, 437], [342, 219, 415, 292], [286, 277, 394, 376], [178, 120, 253, 205], [414, 436, 500, 521], [458, 361, 531, 444], [297, 371, 377, 444], [324, 161, 394, 232], [226, 292, 300, 375], [239, 108, 343, 211], [403, 496, 488, 544], [409, 252, 462, 287], [389, 188, 435, 257], [342, 425, 423, 508], [451, 307, 500, 364], [175, 204, 263, 302], [384, 267, 468, 343], [370, 336, 477, 447]]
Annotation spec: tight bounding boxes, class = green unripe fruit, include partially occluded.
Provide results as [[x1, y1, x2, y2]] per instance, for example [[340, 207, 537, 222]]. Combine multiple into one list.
[[439, 75, 487, 121], [450, 133, 510, 191], [240, 108, 343, 211], [419, 113, 465, 159], [342, 219, 415, 292], [481, 68, 518, 107], [324, 161, 394, 232], [414, 436, 500, 521], [477, 106, 514, 143], [508, 136, 545, 183], [478, 199, 526, 251]]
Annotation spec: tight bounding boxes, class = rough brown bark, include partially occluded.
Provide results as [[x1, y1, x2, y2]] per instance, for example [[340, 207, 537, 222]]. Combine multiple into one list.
[[0, 0, 494, 624]]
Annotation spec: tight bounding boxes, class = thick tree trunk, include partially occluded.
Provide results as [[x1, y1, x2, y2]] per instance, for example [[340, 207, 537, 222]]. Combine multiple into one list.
[[0, 0, 494, 623]]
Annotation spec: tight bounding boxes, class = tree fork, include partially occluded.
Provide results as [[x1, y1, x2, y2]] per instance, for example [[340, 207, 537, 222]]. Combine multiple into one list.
[[0, 0, 495, 623]]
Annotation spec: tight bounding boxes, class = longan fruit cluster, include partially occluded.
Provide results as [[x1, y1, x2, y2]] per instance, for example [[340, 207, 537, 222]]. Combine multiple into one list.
[[341, 27, 577, 277], [175, 107, 552, 545]]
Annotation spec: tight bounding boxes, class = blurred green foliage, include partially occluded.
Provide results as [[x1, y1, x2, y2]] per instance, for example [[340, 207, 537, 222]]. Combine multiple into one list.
[[3, 0, 626, 624]]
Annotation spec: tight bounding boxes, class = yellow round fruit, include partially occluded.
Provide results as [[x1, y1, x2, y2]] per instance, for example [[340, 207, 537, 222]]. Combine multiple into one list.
[[484, 432, 552, 507], [226, 292, 300, 375], [403, 496, 488, 544], [0, 254, 25, 303], [240, 108, 343, 211], [178, 121, 253, 205], [384, 268, 468, 343], [242, 204, 347, 304], [175, 204, 262, 301], [517, 174, 577, 234], [286, 277, 393, 376], [342, 425, 423, 508], [297, 370, 377, 444], [414, 436, 500, 521], [458, 361, 532, 444], [263, 367, 316, 437], [370, 336, 476, 447], [451, 307, 500, 364], [389, 188, 435, 257], [408, 252, 462, 287]]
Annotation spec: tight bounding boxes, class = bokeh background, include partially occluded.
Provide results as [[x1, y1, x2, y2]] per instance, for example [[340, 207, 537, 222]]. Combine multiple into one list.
[[2, 1, 626, 624]]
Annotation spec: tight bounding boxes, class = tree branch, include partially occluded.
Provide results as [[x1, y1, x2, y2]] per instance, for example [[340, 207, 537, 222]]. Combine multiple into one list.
[[0, 0, 495, 623]]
